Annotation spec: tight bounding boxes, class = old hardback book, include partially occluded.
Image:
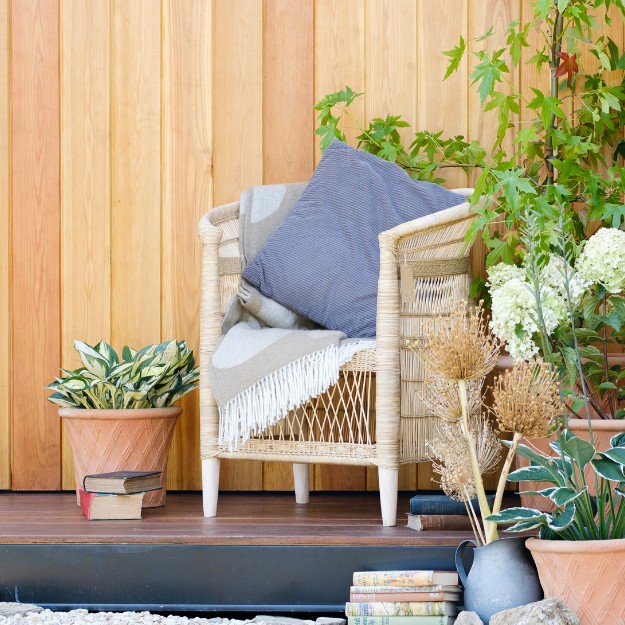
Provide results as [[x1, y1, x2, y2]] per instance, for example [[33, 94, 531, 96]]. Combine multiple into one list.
[[345, 601, 456, 617], [350, 585, 461, 603], [406, 513, 473, 532], [79, 489, 144, 520], [83, 470, 162, 494], [352, 571, 459, 588], [409, 494, 494, 516], [348, 617, 456, 625]]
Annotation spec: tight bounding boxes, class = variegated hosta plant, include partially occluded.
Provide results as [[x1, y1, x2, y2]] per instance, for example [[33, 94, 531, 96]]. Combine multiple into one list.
[[46, 340, 199, 409], [488, 431, 625, 540]]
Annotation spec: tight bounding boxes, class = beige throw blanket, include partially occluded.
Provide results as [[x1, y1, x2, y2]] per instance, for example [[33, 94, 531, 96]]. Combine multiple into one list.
[[208, 183, 374, 449]]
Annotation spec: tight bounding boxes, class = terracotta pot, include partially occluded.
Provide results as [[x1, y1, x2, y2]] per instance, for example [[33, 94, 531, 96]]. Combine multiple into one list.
[[526, 537, 625, 625], [517, 419, 625, 512], [60, 407, 182, 508]]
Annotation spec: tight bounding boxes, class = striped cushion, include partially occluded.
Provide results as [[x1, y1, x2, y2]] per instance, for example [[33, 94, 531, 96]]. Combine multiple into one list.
[[242, 140, 464, 338]]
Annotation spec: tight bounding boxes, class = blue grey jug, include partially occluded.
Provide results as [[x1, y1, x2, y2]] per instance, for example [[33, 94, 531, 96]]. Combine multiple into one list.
[[455, 536, 543, 623]]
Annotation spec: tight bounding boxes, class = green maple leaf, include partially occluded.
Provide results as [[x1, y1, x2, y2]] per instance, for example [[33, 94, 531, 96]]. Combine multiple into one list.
[[603, 203, 625, 227], [470, 49, 509, 104], [443, 36, 466, 80]]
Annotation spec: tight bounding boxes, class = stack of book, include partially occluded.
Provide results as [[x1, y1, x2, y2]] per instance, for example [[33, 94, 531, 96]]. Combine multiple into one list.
[[346, 570, 461, 625], [406, 494, 494, 531], [79, 470, 162, 520]]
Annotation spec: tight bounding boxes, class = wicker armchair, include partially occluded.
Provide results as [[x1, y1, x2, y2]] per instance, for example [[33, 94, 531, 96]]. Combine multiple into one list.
[[198, 188, 475, 526]]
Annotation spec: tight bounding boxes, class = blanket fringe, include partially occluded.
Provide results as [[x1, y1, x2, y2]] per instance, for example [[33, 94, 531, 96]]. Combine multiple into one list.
[[218, 340, 374, 449]]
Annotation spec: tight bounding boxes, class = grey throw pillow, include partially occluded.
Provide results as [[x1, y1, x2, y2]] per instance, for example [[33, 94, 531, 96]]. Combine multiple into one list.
[[242, 140, 466, 338]]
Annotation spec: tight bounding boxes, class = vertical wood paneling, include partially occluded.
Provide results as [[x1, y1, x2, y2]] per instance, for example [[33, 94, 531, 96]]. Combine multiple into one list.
[[110, 0, 161, 350], [10, 0, 61, 490], [0, 0, 9, 489], [162, 0, 212, 490], [417, 0, 469, 190], [262, 0, 314, 491], [60, 0, 111, 490], [213, 0, 263, 490], [212, 0, 263, 206], [314, 0, 365, 159]]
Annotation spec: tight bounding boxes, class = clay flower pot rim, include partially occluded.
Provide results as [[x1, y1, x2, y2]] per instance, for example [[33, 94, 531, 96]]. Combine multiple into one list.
[[566, 419, 625, 431], [526, 536, 625, 554], [59, 407, 182, 420]]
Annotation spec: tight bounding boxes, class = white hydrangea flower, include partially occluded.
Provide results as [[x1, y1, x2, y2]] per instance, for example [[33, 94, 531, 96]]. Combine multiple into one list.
[[490, 278, 541, 361], [540, 254, 585, 307], [486, 262, 526, 290], [576, 228, 625, 294]]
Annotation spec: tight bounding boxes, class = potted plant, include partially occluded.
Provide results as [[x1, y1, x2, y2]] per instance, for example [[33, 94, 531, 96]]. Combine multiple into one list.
[[47, 339, 199, 507]]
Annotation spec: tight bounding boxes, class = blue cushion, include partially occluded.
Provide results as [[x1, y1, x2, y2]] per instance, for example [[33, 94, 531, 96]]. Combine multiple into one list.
[[242, 140, 465, 338]]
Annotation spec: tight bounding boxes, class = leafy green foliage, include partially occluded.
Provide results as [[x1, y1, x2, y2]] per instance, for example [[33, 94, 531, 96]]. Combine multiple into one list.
[[488, 431, 625, 539], [46, 340, 199, 409]]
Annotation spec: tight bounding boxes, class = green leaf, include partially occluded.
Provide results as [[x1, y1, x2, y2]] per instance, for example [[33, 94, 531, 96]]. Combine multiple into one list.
[[559, 434, 596, 470], [486, 506, 548, 525], [47, 392, 77, 408], [507, 466, 560, 483], [443, 36, 466, 80], [603, 446, 625, 465], [611, 432, 625, 448], [592, 454, 625, 480], [470, 49, 509, 104], [547, 502, 576, 531], [73, 340, 109, 378]]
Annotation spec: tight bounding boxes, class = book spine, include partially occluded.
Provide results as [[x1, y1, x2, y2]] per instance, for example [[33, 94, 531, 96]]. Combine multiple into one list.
[[407, 514, 473, 531], [345, 602, 446, 617], [352, 572, 435, 587], [79, 488, 95, 520], [409, 499, 467, 516], [347, 617, 449, 625], [347, 616, 453, 625], [350, 592, 448, 602]]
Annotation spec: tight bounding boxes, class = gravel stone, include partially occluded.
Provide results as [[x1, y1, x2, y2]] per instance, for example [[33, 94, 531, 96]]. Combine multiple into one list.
[[0, 606, 346, 625]]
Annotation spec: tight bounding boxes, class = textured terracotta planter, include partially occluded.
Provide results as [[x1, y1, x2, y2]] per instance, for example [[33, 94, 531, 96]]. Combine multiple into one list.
[[526, 537, 625, 625], [60, 407, 182, 508], [517, 419, 625, 512]]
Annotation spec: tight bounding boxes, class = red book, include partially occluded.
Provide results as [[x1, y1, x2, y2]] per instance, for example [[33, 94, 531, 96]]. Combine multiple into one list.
[[79, 488, 143, 520]]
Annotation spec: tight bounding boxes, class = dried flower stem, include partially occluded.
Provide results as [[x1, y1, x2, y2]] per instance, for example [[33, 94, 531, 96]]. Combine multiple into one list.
[[458, 379, 497, 542], [464, 489, 485, 546], [489, 431, 523, 542]]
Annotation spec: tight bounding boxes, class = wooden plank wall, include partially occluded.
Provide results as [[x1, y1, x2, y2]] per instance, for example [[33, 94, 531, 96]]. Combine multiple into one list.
[[2, 1, 623, 493]]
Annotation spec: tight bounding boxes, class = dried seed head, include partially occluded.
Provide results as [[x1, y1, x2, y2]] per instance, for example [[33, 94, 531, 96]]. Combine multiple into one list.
[[471, 413, 502, 476], [421, 301, 501, 381], [492, 361, 561, 437], [428, 422, 477, 501], [421, 373, 483, 421]]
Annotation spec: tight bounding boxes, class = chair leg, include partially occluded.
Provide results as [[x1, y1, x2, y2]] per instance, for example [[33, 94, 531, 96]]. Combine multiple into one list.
[[202, 457, 220, 517], [293, 463, 310, 504], [378, 467, 399, 526]]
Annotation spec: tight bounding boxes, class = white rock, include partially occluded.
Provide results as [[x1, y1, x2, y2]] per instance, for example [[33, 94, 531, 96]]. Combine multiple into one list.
[[490, 599, 580, 625], [315, 618, 345, 625], [455, 612, 484, 625]]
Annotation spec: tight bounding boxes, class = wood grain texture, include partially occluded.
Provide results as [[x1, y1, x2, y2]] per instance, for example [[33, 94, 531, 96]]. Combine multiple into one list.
[[162, 0, 212, 490], [261, 0, 315, 492], [263, 0, 314, 184], [417, 0, 468, 190], [10, 0, 61, 490], [110, 0, 161, 350], [212, 0, 263, 206], [212, 0, 263, 490], [0, 0, 9, 489], [59, 0, 111, 490], [314, 0, 365, 162]]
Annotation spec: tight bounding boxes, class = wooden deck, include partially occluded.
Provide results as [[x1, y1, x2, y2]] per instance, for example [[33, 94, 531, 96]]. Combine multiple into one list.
[[0, 492, 494, 613], [0, 491, 474, 546]]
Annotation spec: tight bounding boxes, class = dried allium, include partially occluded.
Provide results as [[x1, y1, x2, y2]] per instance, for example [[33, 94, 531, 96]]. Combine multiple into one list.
[[421, 373, 482, 421], [422, 301, 500, 381], [471, 413, 501, 476], [492, 361, 561, 437], [428, 422, 477, 501]]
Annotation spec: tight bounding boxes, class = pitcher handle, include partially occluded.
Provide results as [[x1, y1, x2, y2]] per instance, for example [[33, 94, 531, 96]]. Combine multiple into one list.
[[455, 539, 477, 586]]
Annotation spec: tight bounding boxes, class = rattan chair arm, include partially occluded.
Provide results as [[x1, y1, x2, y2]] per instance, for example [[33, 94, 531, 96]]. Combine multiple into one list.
[[198, 212, 224, 458]]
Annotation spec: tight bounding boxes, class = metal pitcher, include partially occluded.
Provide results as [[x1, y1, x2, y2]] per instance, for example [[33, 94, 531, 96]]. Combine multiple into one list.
[[455, 536, 543, 623]]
